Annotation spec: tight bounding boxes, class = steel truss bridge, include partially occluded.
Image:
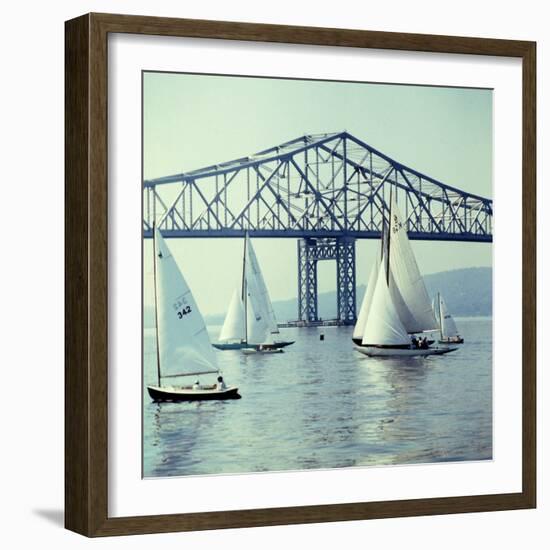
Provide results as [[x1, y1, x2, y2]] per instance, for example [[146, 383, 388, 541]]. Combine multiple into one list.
[[144, 131, 493, 325]]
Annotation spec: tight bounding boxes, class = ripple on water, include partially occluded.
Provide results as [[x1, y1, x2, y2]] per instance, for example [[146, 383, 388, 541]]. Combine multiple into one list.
[[143, 320, 492, 477]]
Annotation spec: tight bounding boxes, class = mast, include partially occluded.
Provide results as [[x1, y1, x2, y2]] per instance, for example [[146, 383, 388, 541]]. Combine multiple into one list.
[[152, 225, 162, 387], [242, 231, 248, 344], [380, 221, 385, 260], [386, 185, 393, 285]]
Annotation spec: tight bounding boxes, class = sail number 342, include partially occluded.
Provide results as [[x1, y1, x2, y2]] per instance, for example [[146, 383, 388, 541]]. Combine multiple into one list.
[[177, 306, 192, 319]]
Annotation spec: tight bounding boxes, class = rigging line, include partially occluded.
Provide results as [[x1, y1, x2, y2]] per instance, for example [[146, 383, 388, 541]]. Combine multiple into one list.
[[152, 224, 162, 387]]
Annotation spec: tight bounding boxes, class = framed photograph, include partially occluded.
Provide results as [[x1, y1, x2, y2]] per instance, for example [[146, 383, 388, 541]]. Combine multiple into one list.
[[65, 13, 536, 537]]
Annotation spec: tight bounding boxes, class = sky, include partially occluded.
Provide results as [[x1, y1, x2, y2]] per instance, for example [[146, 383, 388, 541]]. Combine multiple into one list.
[[142, 72, 493, 317]]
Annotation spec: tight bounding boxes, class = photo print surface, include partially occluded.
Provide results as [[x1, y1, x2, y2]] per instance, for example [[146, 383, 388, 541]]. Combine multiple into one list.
[[142, 71, 493, 478]]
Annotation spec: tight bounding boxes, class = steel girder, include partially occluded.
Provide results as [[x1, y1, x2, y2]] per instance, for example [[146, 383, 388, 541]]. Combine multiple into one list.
[[297, 239, 318, 322], [336, 238, 356, 324], [297, 237, 356, 324], [143, 131, 493, 243]]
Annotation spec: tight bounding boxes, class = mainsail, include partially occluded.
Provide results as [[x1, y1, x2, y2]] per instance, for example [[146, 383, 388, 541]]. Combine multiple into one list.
[[218, 288, 246, 342], [388, 195, 438, 333], [244, 260, 271, 345], [362, 258, 411, 346], [154, 227, 218, 378], [435, 293, 460, 339], [245, 233, 280, 334]]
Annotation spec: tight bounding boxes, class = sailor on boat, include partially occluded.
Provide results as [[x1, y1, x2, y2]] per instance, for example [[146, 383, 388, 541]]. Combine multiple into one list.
[[258, 343, 280, 352], [216, 376, 227, 391], [242, 335, 284, 354], [146, 226, 241, 402], [353, 192, 458, 358]]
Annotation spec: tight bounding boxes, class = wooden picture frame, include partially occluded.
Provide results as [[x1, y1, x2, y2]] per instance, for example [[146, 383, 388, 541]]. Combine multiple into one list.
[[65, 12, 536, 537]]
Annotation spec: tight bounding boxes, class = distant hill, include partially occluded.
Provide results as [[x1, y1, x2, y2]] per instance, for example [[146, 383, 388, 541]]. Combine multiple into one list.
[[144, 267, 491, 327], [270, 267, 491, 321], [424, 267, 492, 317]]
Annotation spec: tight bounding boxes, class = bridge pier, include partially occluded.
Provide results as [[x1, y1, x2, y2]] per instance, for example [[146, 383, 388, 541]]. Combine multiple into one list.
[[297, 237, 357, 325]]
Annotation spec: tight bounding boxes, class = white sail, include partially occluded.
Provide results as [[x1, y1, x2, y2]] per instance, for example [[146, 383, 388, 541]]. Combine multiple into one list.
[[154, 227, 218, 378], [354, 222, 387, 340], [388, 270, 418, 330], [245, 234, 279, 334], [388, 195, 438, 333], [245, 270, 271, 345], [362, 259, 411, 346], [243, 243, 271, 345], [353, 259, 379, 340], [218, 288, 245, 342], [436, 293, 460, 338]]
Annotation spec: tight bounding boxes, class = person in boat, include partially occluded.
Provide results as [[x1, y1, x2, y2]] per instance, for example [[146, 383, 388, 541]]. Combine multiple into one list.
[[411, 336, 418, 348], [421, 337, 429, 349], [192, 379, 201, 390], [258, 343, 275, 351], [413, 336, 424, 349], [216, 375, 226, 391]]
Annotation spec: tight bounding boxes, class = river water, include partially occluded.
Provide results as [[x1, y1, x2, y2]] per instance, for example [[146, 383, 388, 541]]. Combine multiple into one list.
[[143, 317, 492, 478]]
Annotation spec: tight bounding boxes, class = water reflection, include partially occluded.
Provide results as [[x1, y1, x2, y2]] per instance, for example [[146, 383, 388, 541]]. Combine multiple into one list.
[[144, 319, 492, 477]]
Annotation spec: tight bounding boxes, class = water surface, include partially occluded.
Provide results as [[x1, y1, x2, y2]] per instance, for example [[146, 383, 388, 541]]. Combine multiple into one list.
[[143, 318, 492, 477]]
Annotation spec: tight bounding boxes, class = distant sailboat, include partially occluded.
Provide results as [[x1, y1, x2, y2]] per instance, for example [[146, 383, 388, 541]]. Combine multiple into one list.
[[218, 289, 245, 345], [214, 233, 294, 351], [147, 227, 240, 401], [241, 244, 284, 355], [354, 193, 457, 357], [434, 292, 464, 344]]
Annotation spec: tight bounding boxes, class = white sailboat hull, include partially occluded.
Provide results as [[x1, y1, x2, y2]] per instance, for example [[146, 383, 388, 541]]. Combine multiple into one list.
[[439, 337, 464, 344], [242, 347, 284, 355], [355, 345, 458, 357]]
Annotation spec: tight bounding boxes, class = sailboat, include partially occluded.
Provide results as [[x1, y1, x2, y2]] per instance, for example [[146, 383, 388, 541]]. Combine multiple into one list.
[[434, 292, 464, 344], [213, 232, 294, 351], [146, 227, 241, 401], [354, 193, 457, 358]]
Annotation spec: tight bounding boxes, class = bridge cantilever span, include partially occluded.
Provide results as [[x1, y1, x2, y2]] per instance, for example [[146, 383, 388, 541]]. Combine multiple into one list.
[[143, 131, 492, 242], [143, 131, 492, 323]]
